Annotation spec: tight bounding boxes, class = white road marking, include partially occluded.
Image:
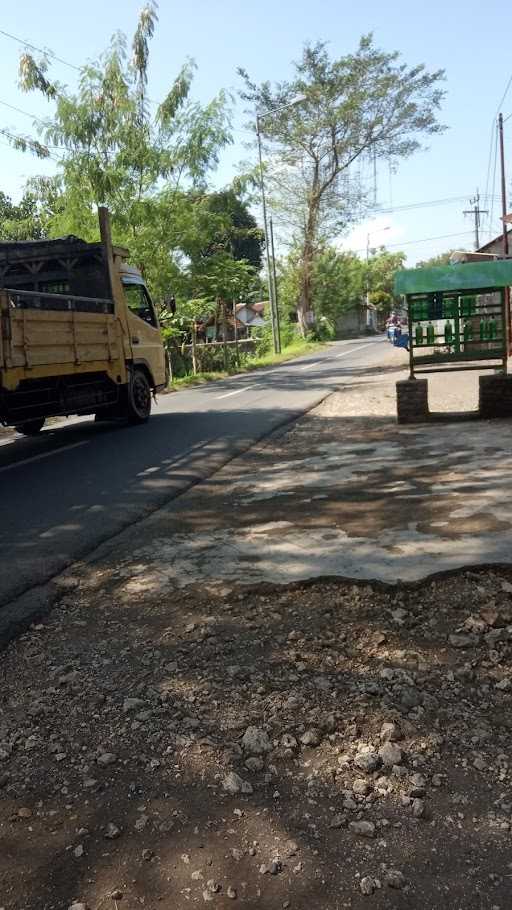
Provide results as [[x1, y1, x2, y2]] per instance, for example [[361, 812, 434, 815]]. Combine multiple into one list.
[[335, 342, 374, 358], [300, 361, 320, 371], [215, 385, 254, 400], [0, 440, 89, 474]]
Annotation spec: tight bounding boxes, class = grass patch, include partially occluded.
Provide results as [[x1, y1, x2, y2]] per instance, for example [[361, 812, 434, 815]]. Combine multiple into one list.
[[168, 371, 230, 390], [240, 338, 324, 372], [167, 340, 324, 392]]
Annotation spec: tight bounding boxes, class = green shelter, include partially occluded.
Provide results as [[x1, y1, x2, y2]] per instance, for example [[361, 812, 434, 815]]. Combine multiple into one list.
[[394, 259, 512, 379]]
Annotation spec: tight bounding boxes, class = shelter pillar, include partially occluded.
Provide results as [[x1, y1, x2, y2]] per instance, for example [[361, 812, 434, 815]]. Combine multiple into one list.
[[396, 378, 429, 424], [479, 374, 512, 418]]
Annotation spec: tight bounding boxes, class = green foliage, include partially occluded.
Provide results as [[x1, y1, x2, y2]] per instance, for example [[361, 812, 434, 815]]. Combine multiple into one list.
[[191, 253, 256, 302], [312, 248, 365, 331], [0, 188, 51, 240], [252, 322, 275, 356], [367, 248, 406, 311], [276, 244, 406, 333], [198, 189, 263, 269]]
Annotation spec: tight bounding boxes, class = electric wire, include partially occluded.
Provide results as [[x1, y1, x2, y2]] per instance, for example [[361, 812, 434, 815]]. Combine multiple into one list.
[[489, 125, 499, 240], [349, 230, 475, 254], [0, 26, 80, 70], [483, 69, 512, 235]]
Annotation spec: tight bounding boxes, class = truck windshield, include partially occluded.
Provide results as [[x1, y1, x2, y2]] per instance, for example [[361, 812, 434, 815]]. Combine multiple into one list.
[[123, 283, 157, 327]]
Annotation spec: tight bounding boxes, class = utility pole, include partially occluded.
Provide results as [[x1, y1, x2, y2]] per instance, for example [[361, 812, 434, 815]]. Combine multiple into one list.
[[498, 113, 511, 353], [463, 189, 488, 251], [498, 114, 509, 258], [269, 217, 281, 353], [256, 115, 280, 354]]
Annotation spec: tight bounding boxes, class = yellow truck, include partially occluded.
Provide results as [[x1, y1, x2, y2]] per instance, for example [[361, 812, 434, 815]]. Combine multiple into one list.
[[0, 207, 168, 435]]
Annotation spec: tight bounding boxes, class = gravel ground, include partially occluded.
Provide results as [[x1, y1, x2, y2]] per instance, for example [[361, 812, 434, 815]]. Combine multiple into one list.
[[2, 568, 512, 909], [1, 346, 508, 909]]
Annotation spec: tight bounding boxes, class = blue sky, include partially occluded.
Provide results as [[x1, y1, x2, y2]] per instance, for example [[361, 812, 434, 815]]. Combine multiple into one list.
[[0, 0, 511, 264]]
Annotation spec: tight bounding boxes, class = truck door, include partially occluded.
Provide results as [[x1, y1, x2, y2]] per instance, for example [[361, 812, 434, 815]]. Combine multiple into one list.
[[122, 280, 166, 389]]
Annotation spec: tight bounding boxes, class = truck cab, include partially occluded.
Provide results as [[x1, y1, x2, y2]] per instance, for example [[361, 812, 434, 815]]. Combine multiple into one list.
[[120, 264, 167, 393]]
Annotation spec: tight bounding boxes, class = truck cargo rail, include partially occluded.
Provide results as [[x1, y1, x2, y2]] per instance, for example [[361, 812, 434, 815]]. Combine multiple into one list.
[[4, 288, 114, 315]]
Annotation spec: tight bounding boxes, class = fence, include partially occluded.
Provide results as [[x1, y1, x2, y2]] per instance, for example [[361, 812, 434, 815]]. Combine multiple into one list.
[[166, 338, 257, 379]]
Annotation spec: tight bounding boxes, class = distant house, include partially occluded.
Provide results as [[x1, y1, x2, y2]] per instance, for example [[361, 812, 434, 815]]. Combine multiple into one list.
[[235, 301, 267, 335], [478, 231, 512, 258], [336, 302, 378, 338], [197, 300, 267, 343], [452, 230, 512, 262]]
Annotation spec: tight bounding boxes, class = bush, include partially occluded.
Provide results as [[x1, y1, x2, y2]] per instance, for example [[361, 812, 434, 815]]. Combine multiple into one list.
[[308, 319, 335, 342], [280, 321, 302, 347], [253, 320, 302, 355], [253, 324, 274, 356]]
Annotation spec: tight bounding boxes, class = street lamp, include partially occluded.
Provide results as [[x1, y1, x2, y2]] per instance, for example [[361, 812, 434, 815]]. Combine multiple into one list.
[[365, 226, 390, 327], [256, 96, 306, 354]]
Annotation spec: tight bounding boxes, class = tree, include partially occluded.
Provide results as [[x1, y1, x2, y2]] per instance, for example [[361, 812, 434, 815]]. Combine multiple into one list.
[[0, 187, 51, 240], [311, 248, 365, 334], [239, 37, 446, 334], [278, 244, 406, 336], [367, 248, 406, 312], [198, 189, 263, 270], [13, 2, 232, 305], [416, 250, 460, 268]]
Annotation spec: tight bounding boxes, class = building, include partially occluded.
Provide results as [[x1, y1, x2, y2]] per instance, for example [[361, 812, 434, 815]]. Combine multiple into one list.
[[478, 231, 512, 258], [235, 301, 267, 335], [336, 302, 378, 338], [198, 300, 267, 343], [451, 230, 512, 263]]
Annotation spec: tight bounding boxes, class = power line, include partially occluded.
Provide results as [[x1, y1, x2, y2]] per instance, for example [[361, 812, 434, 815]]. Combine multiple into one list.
[[351, 230, 474, 254], [483, 68, 512, 235], [373, 194, 498, 215], [488, 124, 499, 240], [0, 126, 63, 162], [496, 73, 512, 117], [0, 98, 47, 124], [388, 230, 474, 248], [0, 24, 164, 110], [463, 190, 488, 250], [0, 26, 80, 71]]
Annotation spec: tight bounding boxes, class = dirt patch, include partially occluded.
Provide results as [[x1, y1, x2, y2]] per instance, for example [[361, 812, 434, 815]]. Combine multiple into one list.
[[2, 568, 512, 909]]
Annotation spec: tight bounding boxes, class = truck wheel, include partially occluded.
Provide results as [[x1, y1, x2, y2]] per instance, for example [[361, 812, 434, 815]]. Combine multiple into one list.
[[14, 418, 46, 436], [126, 369, 152, 424]]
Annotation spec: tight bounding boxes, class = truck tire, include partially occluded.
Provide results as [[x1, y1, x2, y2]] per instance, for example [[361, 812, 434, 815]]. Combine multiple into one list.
[[14, 418, 46, 436], [126, 368, 152, 424]]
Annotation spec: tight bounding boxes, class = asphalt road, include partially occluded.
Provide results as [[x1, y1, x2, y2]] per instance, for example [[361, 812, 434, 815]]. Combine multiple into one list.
[[0, 337, 388, 608]]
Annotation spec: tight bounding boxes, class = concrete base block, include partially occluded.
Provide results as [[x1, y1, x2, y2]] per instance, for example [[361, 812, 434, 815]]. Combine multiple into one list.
[[396, 378, 429, 424], [479, 373, 512, 418]]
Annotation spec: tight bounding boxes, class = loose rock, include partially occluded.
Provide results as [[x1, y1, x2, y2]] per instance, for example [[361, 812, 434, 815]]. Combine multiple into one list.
[[222, 772, 253, 795], [349, 820, 375, 838], [385, 869, 405, 889], [380, 722, 402, 742], [360, 876, 378, 895], [354, 751, 381, 773], [241, 726, 272, 755], [379, 742, 403, 767], [300, 728, 321, 747]]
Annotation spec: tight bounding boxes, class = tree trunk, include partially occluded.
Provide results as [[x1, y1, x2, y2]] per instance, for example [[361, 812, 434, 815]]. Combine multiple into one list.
[[222, 300, 229, 371], [191, 321, 198, 375], [297, 188, 320, 337], [233, 298, 240, 368], [298, 242, 314, 337]]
